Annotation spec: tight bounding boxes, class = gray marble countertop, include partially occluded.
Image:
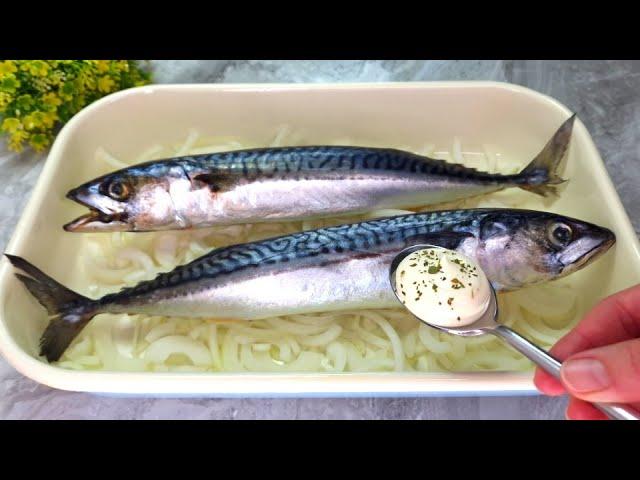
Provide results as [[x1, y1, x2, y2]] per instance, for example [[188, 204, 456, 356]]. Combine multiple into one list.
[[1, 60, 638, 419]]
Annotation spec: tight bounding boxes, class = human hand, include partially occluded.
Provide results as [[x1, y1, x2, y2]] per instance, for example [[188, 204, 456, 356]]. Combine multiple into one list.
[[534, 284, 640, 420]]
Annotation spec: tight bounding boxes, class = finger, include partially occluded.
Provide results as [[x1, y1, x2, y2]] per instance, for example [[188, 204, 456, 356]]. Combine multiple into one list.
[[534, 369, 566, 396], [560, 338, 640, 403], [566, 397, 608, 420], [551, 283, 640, 359], [535, 284, 640, 396]]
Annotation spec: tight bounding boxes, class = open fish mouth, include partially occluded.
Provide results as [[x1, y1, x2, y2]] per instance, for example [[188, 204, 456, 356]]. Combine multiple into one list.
[[578, 236, 616, 265], [559, 231, 616, 274], [63, 193, 129, 232], [63, 209, 129, 232]]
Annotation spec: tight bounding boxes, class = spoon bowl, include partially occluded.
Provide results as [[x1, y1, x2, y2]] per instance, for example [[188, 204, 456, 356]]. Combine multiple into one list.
[[389, 244, 499, 337]]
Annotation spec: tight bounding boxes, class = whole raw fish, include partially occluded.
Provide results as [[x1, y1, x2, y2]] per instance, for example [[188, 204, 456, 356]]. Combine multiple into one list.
[[63, 116, 575, 232], [7, 207, 614, 362]]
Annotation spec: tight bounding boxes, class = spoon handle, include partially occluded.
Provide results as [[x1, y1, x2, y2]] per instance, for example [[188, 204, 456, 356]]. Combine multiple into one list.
[[491, 325, 639, 421]]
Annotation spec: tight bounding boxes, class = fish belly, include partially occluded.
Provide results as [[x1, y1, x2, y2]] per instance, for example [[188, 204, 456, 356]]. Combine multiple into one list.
[[209, 176, 497, 223], [138, 255, 398, 320]]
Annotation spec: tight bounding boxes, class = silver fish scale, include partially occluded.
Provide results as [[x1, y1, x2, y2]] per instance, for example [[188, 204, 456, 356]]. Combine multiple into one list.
[[179, 146, 503, 181], [103, 209, 487, 302]]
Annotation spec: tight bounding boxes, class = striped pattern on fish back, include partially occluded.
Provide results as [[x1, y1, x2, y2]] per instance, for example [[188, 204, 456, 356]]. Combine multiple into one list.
[[179, 146, 510, 182], [103, 210, 489, 302]]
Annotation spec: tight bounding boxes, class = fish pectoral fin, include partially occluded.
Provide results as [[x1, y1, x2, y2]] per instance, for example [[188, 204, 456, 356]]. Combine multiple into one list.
[[191, 172, 236, 193], [404, 232, 473, 251]]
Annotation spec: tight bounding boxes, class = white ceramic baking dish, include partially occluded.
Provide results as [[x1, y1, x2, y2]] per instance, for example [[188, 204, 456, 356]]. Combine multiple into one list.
[[1, 82, 639, 397]]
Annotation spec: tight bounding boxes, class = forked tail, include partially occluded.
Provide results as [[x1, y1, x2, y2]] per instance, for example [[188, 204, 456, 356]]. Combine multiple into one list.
[[517, 114, 576, 197], [5, 254, 99, 362]]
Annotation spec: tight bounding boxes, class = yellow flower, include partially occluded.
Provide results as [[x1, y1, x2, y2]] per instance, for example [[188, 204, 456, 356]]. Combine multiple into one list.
[[30, 77, 50, 94], [77, 71, 95, 90], [0, 92, 11, 109], [48, 71, 65, 87], [16, 94, 34, 111], [2, 117, 22, 133], [42, 111, 58, 128], [1, 60, 151, 152], [96, 60, 110, 73], [116, 60, 130, 72], [59, 81, 75, 101], [0, 74, 20, 93], [8, 130, 27, 152], [29, 133, 49, 152], [21, 60, 49, 77], [23, 112, 46, 130], [42, 92, 62, 108], [97, 75, 116, 92], [0, 60, 18, 77]]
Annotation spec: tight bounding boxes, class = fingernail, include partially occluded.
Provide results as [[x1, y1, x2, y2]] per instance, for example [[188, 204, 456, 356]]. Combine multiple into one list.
[[562, 358, 611, 393]]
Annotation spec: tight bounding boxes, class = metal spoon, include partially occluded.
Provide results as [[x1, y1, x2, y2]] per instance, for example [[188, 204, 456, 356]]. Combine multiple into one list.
[[389, 244, 639, 421]]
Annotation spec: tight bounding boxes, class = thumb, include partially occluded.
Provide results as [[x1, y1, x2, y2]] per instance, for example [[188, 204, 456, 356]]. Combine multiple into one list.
[[560, 338, 640, 404]]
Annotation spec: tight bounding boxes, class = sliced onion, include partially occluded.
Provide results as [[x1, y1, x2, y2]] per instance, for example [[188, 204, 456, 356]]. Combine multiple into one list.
[[64, 135, 582, 375], [418, 324, 452, 354], [145, 322, 176, 343], [298, 324, 342, 347], [367, 312, 404, 371], [326, 341, 347, 372], [143, 335, 212, 366], [221, 329, 244, 371], [175, 130, 200, 156]]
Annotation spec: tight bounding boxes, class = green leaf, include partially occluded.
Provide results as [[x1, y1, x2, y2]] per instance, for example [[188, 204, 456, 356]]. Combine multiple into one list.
[[0, 76, 20, 93], [16, 94, 34, 111]]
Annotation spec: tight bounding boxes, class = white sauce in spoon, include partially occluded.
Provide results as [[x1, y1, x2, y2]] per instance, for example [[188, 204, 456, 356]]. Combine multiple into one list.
[[394, 247, 491, 327]]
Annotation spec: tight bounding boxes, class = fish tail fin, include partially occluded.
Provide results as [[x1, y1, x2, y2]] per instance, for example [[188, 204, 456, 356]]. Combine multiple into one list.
[[517, 114, 576, 197], [5, 254, 99, 362]]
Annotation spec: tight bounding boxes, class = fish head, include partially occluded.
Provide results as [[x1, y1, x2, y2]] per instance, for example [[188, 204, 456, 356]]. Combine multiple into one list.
[[63, 161, 191, 232], [476, 210, 615, 289]]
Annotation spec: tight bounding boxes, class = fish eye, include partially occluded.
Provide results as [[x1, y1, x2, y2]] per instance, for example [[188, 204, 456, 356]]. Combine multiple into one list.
[[547, 222, 573, 249], [106, 180, 131, 201]]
